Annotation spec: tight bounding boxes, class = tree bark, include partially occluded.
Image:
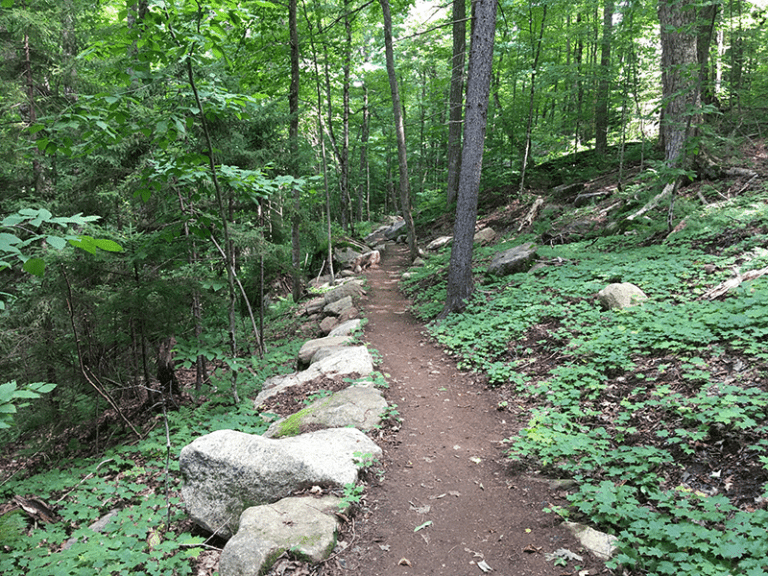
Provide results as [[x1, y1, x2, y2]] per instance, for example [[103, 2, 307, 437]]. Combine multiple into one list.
[[446, 0, 466, 207], [594, 0, 614, 155], [358, 84, 370, 222], [519, 3, 547, 194], [289, 0, 302, 302], [697, 2, 719, 107], [379, 0, 418, 261], [442, 0, 498, 316], [658, 0, 699, 167]]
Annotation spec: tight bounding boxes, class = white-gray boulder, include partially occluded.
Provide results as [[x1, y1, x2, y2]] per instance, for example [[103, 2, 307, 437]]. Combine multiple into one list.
[[265, 383, 388, 438], [297, 335, 354, 367], [426, 236, 453, 251], [474, 227, 497, 245], [487, 242, 538, 276], [180, 428, 381, 539], [562, 521, 619, 561], [334, 247, 362, 268], [597, 283, 648, 309], [218, 496, 341, 576], [328, 319, 362, 337], [254, 346, 374, 407]]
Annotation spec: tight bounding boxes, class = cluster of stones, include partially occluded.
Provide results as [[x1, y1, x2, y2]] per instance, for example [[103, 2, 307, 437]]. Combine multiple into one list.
[[179, 281, 389, 576]]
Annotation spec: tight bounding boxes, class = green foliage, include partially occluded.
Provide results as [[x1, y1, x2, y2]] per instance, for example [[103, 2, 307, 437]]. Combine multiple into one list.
[[338, 482, 364, 511], [414, 186, 768, 576], [0, 381, 56, 429]]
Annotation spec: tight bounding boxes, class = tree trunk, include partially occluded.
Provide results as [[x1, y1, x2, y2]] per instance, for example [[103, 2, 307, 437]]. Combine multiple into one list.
[[594, 0, 613, 155], [289, 0, 302, 302], [697, 1, 719, 108], [519, 3, 547, 194], [446, 0, 466, 207], [379, 0, 417, 261], [442, 0, 498, 316], [658, 0, 699, 167], [358, 84, 370, 222]]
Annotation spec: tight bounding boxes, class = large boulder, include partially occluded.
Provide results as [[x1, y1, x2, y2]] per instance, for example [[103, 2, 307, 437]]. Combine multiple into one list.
[[319, 316, 338, 335], [334, 247, 362, 269], [254, 346, 374, 407], [328, 319, 362, 337], [323, 281, 365, 305], [364, 225, 391, 247], [219, 496, 341, 576], [353, 250, 381, 272], [426, 236, 453, 251], [297, 335, 354, 367], [383, 219, 406, 240], [324, 295, 353, 316], [487, 242, 538, 276], [597, 283, 648, 309], [474, 227, 497, 245], [265, 383, 388, 438], [180, 428, 381, 539]]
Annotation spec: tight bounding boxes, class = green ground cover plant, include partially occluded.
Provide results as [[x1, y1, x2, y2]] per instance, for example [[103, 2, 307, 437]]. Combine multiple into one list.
[[414, 188, 768, 576], [0, 304, 302, 576]]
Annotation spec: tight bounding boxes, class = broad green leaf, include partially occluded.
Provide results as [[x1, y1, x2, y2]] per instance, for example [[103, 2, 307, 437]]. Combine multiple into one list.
[[46, 235, 68, 250], [68, 236, 97, 254], [93, 239, 123, 252], [23, 257, 46, 276], [29, 382, 56, 394], [0, 381, 17, 403]]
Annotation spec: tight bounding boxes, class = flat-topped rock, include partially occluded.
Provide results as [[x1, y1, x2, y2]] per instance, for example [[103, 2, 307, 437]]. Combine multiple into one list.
[[297, 335, 355, 367], [180, 428, 381, 539], [219, 496, 341, 576], [218, 496, 342, 576], [265, 383, 388, 438], [254, 346, 374, 407]]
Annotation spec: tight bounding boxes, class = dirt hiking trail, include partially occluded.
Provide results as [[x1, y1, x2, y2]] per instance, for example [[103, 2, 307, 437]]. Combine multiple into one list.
[[330, 244, 607, 576]]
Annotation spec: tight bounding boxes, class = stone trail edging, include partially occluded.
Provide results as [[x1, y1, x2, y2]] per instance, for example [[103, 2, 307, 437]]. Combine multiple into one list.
[[180, 278, 389, 576]]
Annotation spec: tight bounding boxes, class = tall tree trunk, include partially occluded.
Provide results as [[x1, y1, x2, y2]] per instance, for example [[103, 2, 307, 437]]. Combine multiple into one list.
[[446, 0, 466, 206], [658, 0, 699, 168], [575, 12, 584, 152], [358, 84, 370, 222], [519, 3, 547, 194], [22, 26, 45, 194], [442, 0, 498, 317], [303, 4, 335, 284], [379, 0, 417, 261], [342, 0, 352, 230], [594, 0, 614, 155], [697, 1, 720, 107], [289, 0, 302, 303]]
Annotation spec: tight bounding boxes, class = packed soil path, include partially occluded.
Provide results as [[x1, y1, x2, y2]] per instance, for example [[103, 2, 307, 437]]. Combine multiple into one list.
[[331, 244, 606, 576]]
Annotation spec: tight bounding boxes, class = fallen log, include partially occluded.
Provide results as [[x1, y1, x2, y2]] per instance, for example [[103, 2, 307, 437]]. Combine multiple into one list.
[[518, 197, 544, 232], [701, 266, 768, 300]]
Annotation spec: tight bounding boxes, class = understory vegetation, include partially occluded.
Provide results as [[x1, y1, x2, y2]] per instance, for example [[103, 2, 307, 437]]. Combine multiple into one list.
[[404, 182, 768, 575], [0, 320, 302, 575]]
